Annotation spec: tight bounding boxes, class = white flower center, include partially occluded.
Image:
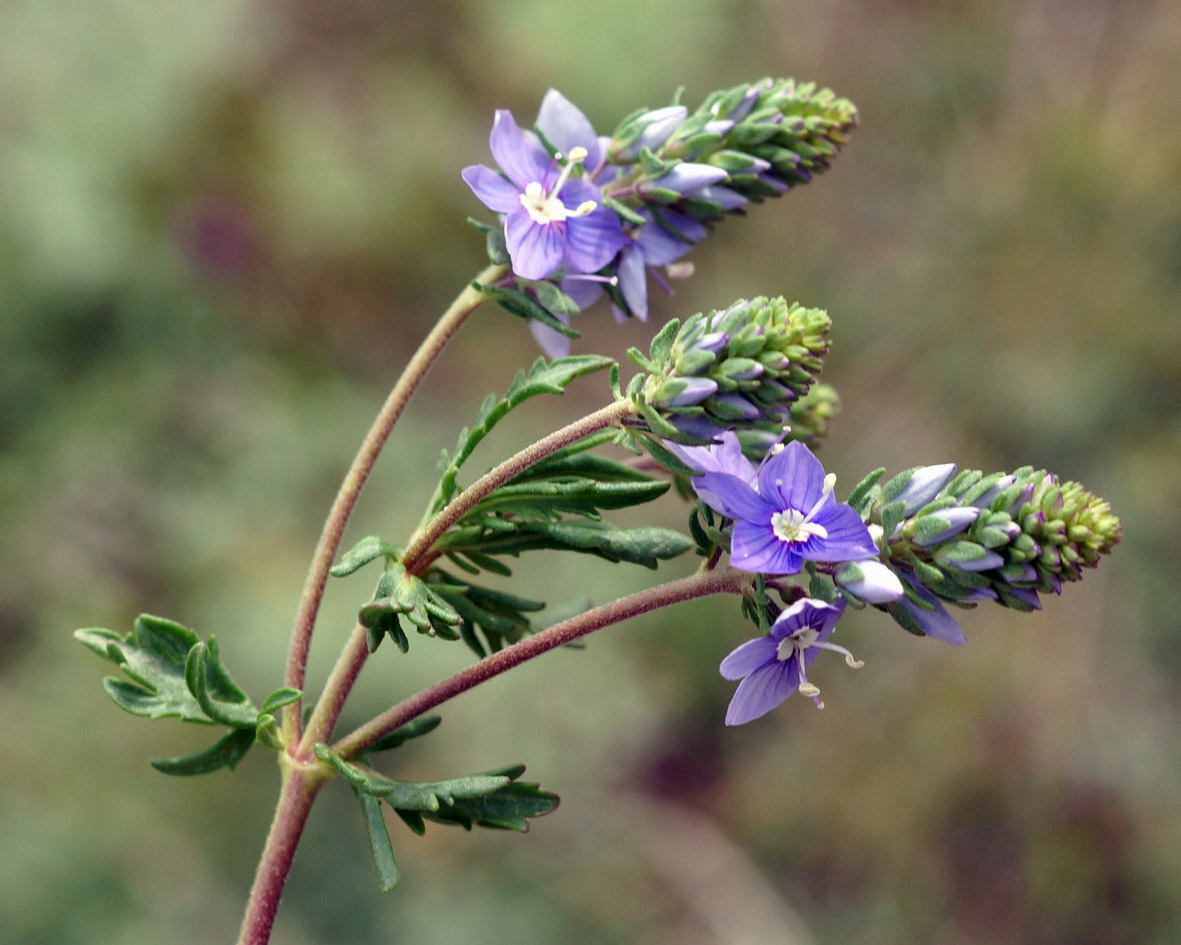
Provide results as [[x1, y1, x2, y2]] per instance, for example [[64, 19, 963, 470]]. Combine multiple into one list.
[[519, 146, 597, 225], [771, 508, 828, 544]]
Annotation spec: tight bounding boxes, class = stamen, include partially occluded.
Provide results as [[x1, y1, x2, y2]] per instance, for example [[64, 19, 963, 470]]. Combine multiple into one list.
[[665, 261, 695, 279], [811, 640, 864, 669]]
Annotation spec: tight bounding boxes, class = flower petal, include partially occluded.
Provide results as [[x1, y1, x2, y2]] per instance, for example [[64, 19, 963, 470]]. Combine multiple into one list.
[[806, 505, 880, 562], [731, 520, 803, 575], [529, 307, 571, 360], [758, 440, 827, 512], [725, 660, 797, 725], [504, 209, 564, 280], [536, 89, 601, 169], [489, 109, 551, 189], [615, 243, 648, 319], [719, 636, 777, 680], [562, 188, 625, 274], [694, 472, 770, 521], [461, 164, 522, 213], [636, 217, 696, 267]]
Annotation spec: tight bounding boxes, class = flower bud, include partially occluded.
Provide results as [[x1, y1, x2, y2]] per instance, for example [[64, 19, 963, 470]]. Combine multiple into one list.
[[835, 560, 904, 604], [633, 297, 831, 449], [849, 461, 1121, 637]]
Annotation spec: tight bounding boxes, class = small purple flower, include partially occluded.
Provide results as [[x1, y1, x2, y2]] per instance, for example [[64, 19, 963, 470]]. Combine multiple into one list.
[[688, 434, 879, 575], [462, 93, 626, 281], [720, 597, 859, 723]]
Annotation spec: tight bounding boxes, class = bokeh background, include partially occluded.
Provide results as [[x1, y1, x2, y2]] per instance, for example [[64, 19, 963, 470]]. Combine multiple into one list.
[[2, 0, 1179, 943]]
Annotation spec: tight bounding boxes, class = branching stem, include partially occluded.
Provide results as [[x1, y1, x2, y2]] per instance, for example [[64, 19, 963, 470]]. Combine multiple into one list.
[[281, 263, 508, 745], [332, 566, 752, 760], [297, 397, 638, 755]]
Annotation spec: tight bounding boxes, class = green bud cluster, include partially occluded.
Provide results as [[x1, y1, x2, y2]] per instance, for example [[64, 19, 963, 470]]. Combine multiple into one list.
[[626, 296, 831, 445], [851, 464, 1122, 613], [605, 78, 859, 224]]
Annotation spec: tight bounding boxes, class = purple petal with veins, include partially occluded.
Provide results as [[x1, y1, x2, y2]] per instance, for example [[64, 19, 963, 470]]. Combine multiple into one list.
[[536, 89, 601, 169]]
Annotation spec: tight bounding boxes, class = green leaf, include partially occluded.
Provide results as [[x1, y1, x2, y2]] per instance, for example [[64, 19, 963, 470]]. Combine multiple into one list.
[[260, 687, 302, 715], [647, 317, 681, 369], [353, 787, 400, 892], [149, 727, 256, 776], [76, 615, 256, 726], [331, 536, 399, 577], [364, 716, 443, 756], [427, 355, 615, 517], [416, 778, 560, 832], [442, 520, 693, 569], [376, 773, 511, 810], [636, 434, 699, 476], [466, 478, 670, 520], [846, 467, 886, 514], [255, 713, 285, 751], [185, 641, 257, 728], [475, 283, 579, 337]]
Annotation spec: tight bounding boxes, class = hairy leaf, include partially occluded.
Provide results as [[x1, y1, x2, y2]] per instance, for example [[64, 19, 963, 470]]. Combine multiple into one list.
[[76, 615, 256, 726]]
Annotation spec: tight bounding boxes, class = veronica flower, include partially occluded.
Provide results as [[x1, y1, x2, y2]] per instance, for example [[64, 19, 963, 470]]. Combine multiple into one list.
[[462, 93, 626, 281], [720, 597, 859, 723], [688, 435, 879, 575]]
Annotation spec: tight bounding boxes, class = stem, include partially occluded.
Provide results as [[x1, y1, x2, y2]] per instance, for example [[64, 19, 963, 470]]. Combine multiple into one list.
[[282, 262, 508, 744], [400, 398, 637, 571], [237, 762, 330, 945], [296, 397, 638, 756], [332, 566, 752, 760]]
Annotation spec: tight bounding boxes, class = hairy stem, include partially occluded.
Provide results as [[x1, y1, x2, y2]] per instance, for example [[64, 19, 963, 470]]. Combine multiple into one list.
[[282, 263, 508, 745], [332, 566, 752, 760], [237, 762, 330, 945], [297, 397, 638, 755], [399, 398, 637, 571]]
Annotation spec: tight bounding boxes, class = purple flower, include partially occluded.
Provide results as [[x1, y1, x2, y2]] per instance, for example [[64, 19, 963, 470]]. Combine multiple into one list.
[[688, 435, 880, 575], [462, 93, 626, 281], [720, 597, 858, 723]]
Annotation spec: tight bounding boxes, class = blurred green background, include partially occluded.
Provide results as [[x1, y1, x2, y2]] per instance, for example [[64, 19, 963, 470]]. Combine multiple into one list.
[[2, 0, 1179, 943]]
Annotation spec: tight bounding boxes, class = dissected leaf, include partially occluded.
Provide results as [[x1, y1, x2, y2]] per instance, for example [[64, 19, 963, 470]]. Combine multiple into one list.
[[364, 716, 443, 756], [427, 355, 615, 516], [149, 727, 256, 777], [439, 519, 694, 569], [75, 615, 256, 726]]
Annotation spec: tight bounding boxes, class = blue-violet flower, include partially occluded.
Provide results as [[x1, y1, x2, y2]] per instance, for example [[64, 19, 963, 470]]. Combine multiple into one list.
[[720, 597, 859, 723], [462, 92, 626, 280], [687, 434, 879, 574]]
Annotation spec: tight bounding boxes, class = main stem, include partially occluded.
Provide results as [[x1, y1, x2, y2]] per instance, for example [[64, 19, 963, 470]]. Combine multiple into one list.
[[237, 762, 329, 945], [332, 566, 751, 760], [296, 397, 639, 756], [282, 262, 508, 744]]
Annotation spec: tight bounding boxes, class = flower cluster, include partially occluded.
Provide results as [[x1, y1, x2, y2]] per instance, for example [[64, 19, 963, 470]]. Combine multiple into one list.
[[463, 81, 858, 351], [634, 296, 832, 447], [845, 463, 1123, 644]]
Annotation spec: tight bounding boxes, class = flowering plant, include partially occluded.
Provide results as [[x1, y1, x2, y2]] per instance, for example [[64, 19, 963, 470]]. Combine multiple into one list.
[[76, 80, 1120, 945]]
